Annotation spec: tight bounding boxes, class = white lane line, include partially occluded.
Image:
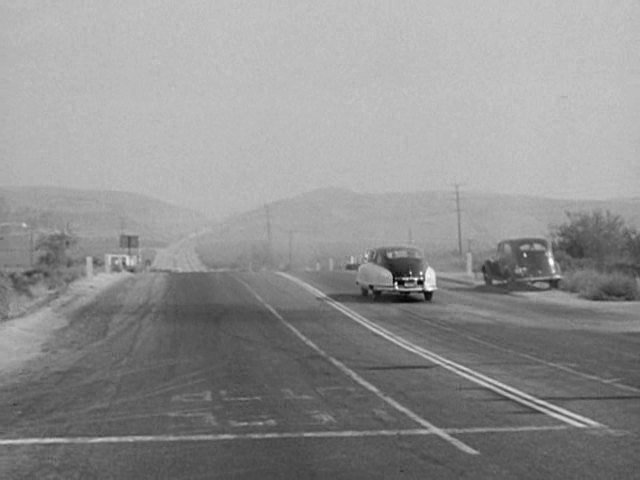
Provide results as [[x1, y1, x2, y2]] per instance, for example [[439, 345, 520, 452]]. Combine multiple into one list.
[[278, 272, 605, 430], [0, 425, 571, 446], [234, 276, 479, 455]]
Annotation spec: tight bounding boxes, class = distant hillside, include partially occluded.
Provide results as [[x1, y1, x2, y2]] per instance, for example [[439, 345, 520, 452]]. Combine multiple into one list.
[[0, 186, 207, 262], [196, 187, 640, 269]]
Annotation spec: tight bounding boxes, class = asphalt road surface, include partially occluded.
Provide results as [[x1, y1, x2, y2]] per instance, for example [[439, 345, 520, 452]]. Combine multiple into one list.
[[1, 268, 639, 479]]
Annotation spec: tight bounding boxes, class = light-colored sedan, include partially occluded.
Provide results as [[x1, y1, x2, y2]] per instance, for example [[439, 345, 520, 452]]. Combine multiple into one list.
[[356, 245, 437, 301]]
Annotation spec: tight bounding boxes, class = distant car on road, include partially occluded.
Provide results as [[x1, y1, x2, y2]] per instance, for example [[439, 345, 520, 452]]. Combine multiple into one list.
[[356, 245, 437, 301], [481, 237, 562, 288]]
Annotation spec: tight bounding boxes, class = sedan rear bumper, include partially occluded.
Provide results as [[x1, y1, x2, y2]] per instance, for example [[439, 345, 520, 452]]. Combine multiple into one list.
[[513, 274, 562, 283], [375, 284, 437, 293]]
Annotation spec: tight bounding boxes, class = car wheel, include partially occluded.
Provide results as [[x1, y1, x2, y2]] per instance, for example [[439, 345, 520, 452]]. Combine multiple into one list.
[[360, 287, 368, 296], [549, 279, 560, 289], [372, 289, 381, 301], [483, 269, 493, 286], [423, 291, 433, 302]]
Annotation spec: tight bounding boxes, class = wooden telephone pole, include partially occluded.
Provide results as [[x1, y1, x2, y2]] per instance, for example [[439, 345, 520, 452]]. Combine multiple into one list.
[[454, 184, 463, 257]]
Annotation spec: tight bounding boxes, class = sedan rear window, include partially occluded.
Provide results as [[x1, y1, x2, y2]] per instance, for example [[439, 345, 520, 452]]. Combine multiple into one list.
[[385, 248, 423, 259], [518, 241, 547, 252]]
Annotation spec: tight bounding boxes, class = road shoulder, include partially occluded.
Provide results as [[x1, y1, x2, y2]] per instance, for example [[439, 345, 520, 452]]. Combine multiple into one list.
[[0, 273, 131, 378]]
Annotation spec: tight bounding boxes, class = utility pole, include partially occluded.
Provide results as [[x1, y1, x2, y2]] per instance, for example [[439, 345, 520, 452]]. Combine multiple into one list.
[[288, 230, 293, 269], [454, 184, 463, 257], [264, 204, 272, 267], [29, 226, 34, 267]]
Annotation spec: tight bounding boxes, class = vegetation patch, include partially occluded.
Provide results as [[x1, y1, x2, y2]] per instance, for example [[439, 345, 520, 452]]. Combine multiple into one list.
[[552, 209, 640, 302], [560, 269, 639, 301], [1, 231, 83, 320], [0, 271, 51, 320]]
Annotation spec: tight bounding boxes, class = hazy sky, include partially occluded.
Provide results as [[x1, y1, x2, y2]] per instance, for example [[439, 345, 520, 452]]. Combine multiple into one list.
[[2, 0, 639, 218]]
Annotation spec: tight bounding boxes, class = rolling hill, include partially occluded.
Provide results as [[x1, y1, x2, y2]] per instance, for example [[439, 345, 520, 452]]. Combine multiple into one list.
[[0, 186, 207, 265], [196, 187, 640, 270]]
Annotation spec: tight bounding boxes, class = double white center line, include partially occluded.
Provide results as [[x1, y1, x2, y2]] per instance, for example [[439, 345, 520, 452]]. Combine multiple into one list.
[[236, 276, 480, 455], [276, 273, 604, 430]]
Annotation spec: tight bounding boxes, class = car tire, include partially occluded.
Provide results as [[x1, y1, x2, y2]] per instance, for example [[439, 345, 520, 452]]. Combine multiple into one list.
[[483, 269, 493, 286], [360, 287, 368, 297], [423, 291, 433, 302], [549, 279, 560, 289], [372, 289, 381, 301]]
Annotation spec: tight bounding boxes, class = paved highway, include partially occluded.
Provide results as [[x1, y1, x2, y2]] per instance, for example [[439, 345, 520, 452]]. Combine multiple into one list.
[[1, 268, 638, 479]]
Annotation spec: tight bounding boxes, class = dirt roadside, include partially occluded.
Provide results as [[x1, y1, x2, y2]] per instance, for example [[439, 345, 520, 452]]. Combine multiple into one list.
[[0, 273, 131, 378]]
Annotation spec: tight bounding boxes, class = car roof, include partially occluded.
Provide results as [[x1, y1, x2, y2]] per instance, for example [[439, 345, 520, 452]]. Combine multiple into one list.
[[374, 245, 425, 254], [375, 245, 422, 250], [500, 237, 548, 244]]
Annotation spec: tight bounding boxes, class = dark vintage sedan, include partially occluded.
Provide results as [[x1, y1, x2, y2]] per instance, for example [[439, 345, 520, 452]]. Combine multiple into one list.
[[482, 237, 562, 288], [356, 245, 437, 301]]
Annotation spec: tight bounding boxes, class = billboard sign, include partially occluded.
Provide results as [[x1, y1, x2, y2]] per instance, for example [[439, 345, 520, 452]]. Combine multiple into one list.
[[119, 234, 139, 249]]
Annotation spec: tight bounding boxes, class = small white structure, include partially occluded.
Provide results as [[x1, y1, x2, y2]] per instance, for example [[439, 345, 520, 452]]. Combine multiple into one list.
[[105, 253, 139, 273]]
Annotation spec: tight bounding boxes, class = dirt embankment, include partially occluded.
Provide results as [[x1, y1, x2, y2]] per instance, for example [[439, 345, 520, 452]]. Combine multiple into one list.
[[0, 273, 130, 378]]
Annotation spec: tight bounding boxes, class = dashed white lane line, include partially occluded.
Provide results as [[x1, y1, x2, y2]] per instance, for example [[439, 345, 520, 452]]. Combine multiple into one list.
[[0, 425, 571, 446], [234, 276, 480, 455], [277, 272, 605, 430]]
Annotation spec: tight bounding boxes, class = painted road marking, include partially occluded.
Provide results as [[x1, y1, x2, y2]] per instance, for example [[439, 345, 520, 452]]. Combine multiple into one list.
[[410, 314, 640, 394], [167, 412, 218, 427], [234, 277, 479, 455], [171, 391, 212, 403], [229, 418, 277, 428], [316, 386, 357, 394], [220, 390, 262, 402], [0, 425, 572, 446], [278, 272, 605, 430], [309, 411, 337, 425], [282, 388, 314, 400]]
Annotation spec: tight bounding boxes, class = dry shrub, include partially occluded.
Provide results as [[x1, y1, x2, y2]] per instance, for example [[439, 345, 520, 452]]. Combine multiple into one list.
[[561, 269, 639, 301]]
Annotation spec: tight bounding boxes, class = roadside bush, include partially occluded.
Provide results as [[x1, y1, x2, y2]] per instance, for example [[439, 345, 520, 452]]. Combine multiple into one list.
[[553, 250, 596, 273], [561, 269, 639, 301], [36, 231, 77, 271], [552, 210, 639, 268], [42, 265, 83, 290], [1, 272, 41, 320], [8, 270, 44, 297], [552, 210, 628, 266]]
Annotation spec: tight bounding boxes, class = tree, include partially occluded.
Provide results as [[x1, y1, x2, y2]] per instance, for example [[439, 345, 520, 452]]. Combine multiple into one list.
[[552, 210, 629, 267], [35, 231, 77, 269], [625, 227, 640, 265]]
